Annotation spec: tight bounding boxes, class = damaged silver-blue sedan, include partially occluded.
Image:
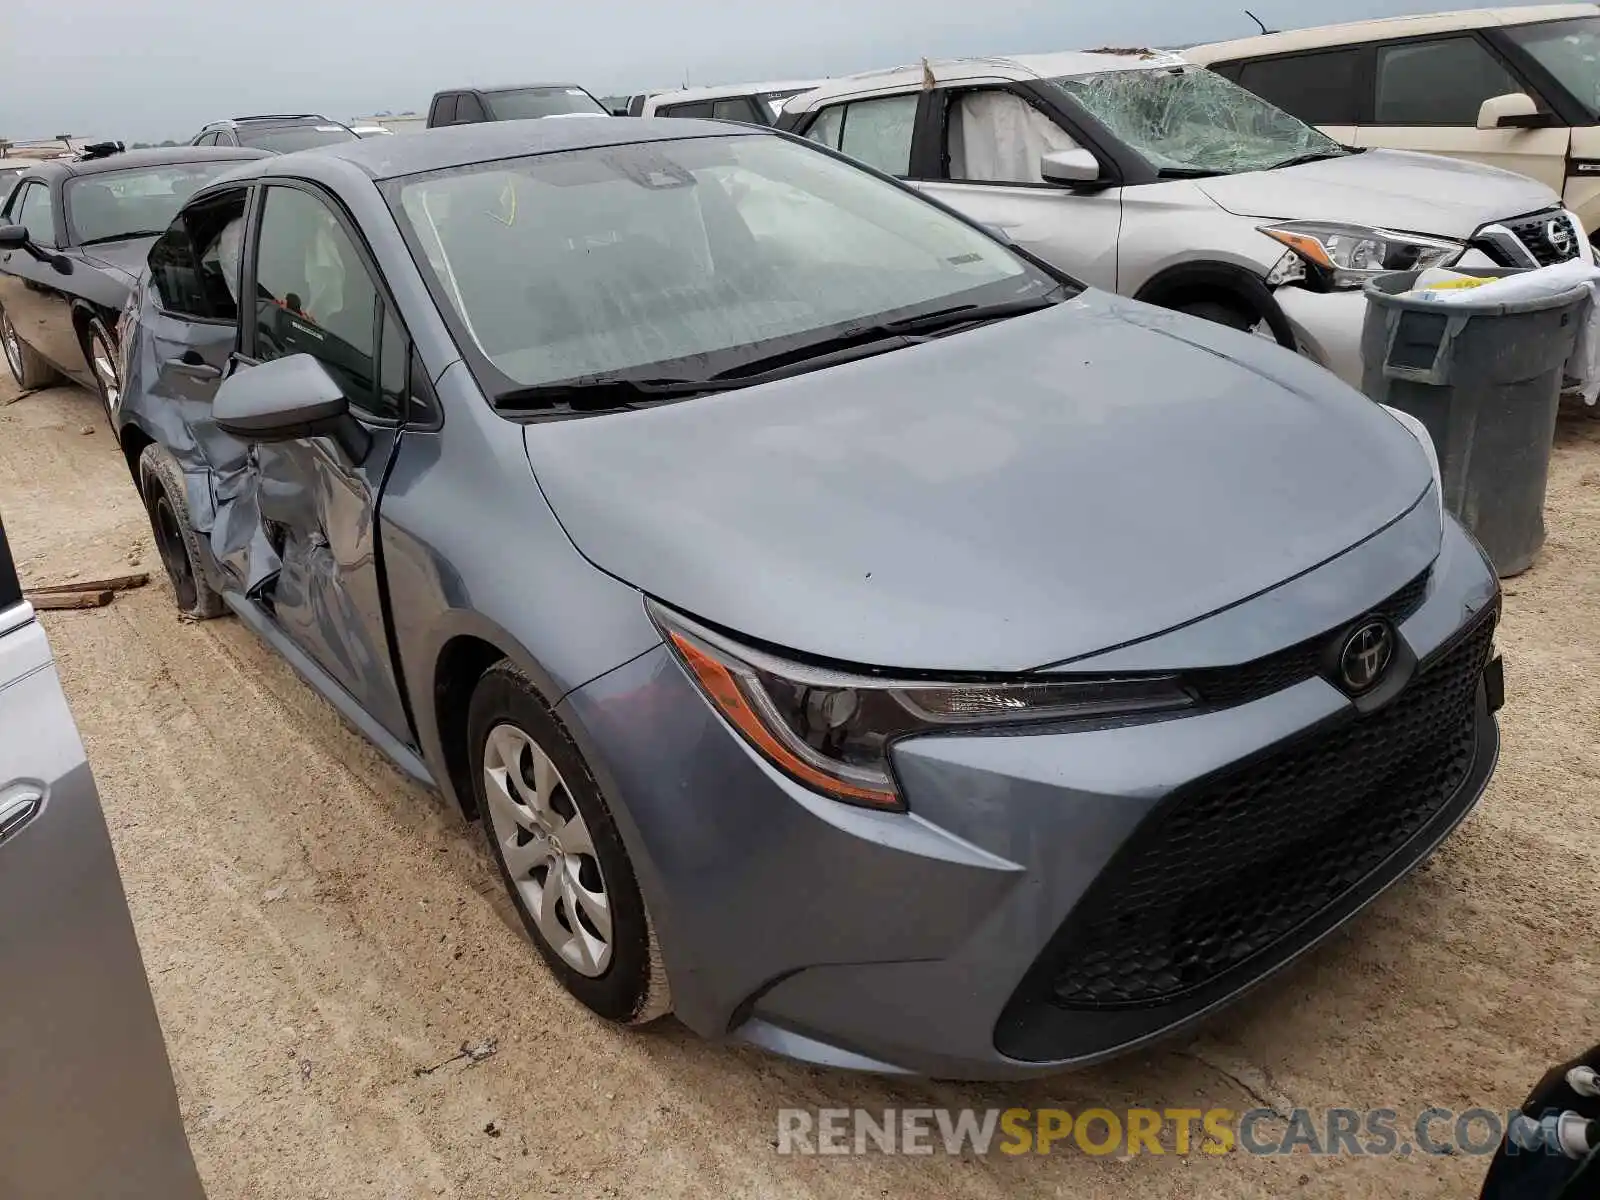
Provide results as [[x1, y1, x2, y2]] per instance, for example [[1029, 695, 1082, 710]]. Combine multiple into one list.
[[111, 118, 1504, 1079]]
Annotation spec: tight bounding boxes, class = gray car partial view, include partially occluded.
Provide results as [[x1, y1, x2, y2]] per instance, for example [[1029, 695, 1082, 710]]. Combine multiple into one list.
[[0, 513, 206, 1198], [112, 118, 1504, 1078]]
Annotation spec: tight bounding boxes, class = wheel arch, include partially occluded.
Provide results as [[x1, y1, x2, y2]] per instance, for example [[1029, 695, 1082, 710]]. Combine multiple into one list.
[[1132, 260, 1297, 349]]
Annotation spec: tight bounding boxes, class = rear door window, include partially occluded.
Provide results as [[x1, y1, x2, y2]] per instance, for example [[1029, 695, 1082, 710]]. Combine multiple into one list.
[[1373, 36, 1524, 124], [1236, 48, 1367, 124], [456, 94, 488, 122], [712, 97, 763, 124], [660, 100, 715, 118], [803, 94, 919, 176], [431, 94, 459, 125]]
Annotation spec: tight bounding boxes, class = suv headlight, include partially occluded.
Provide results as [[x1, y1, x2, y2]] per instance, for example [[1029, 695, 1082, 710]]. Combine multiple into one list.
[[651, 602, 1193, 810], [1262, 222, 1463, 289]]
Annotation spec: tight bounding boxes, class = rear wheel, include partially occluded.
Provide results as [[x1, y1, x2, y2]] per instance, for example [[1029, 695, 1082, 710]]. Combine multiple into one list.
[[138, 443, 225, 620], [468, 660, 670, 1025], [0, 303, 59, 391]]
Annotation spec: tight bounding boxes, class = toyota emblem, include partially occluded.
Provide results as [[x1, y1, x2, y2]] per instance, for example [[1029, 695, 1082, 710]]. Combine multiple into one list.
[[1546, 218, 1574, 256], [1338, 620, 1395, 694]]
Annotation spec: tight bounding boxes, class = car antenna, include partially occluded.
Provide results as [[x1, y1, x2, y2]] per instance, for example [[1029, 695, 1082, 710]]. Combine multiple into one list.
[[1244, 9, 1275, 34]]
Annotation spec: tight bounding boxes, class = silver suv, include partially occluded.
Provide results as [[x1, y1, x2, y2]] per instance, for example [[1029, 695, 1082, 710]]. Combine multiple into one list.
[[777, 50, 1588, 386], [0, 513, 204, 1197]]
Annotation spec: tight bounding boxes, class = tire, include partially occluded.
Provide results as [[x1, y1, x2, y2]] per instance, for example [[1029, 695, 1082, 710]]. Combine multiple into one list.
[[137, 443, 226, 620], [468, 660, 671, 1025], [0, 301, 60, 391], [1174, 297, 1257, 331], [82, 318, 121, 420]]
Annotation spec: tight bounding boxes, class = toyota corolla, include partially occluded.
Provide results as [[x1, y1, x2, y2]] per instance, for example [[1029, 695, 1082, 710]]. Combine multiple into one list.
[[112, 118, 1502, 1078]]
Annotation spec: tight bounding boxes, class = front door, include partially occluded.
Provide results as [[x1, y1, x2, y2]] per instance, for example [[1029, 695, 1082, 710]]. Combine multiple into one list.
[[237, 182, 415, 748], [912, 86, 1124, 291], [0, 181, 81, 380], [1355, 34, 1571, 192]]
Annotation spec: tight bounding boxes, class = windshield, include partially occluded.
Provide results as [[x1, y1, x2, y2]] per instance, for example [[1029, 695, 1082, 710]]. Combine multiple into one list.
[[1050, 65, 1343, 175], [391, 133, 1051, 393], [240, 125, 357, 153], [486, 87, 609, 119], [66, 162, 241, 244], [1505, 17, 1600, 121]]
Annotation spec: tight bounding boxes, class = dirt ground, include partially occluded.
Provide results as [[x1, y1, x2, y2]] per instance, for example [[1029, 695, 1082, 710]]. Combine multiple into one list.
[[2, 372, 1597, 1200]]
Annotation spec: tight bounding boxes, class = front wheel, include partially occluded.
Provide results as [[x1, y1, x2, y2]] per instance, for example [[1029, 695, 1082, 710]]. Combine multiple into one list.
[[0, 302, 60, 391], [468, 660, 671, 1025]]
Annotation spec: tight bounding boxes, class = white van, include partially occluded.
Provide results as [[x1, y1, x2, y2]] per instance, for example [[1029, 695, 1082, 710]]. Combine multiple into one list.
[[1187, 5, 1600, 243]]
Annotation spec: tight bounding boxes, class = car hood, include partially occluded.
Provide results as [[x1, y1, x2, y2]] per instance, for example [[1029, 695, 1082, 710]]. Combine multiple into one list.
[[78, 235, 157, 282], [1198, 149, 1558, 237], [524, 293, 1433, 672]]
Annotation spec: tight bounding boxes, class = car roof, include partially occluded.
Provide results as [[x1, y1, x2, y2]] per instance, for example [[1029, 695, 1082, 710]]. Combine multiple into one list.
[[1185, 3, 1600, 63], [242, 116, 750, 181], [16, 146, 269, 180], [648, 79, 829, 105], [440, 83, 590, 95], [789, 50, 1184, 106]]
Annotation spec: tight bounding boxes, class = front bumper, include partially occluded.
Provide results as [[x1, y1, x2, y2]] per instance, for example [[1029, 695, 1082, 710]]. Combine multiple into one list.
[[561, 518, 1500, 1079], [1275, 285, 1366, 389]]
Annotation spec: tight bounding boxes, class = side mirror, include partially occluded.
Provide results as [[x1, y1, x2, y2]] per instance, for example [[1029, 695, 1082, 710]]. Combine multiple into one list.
[[1476, 92, 1550, 130], [1040, 148, 1103, 185], [214, 353, 370, 462], [0, 223, 74, 273]]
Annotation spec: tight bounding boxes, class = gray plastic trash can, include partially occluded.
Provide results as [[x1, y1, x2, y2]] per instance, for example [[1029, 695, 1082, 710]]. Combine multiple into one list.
[[1361, 267, 1588, 577]]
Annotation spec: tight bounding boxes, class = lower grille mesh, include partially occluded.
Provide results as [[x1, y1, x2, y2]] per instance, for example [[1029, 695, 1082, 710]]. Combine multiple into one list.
[[1046, 607, 1496, 1009]]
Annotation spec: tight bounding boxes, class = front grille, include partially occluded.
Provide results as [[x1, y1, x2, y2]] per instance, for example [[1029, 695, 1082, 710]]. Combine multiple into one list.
[[1045, 604, 1496, 1009], [1477, 208, 1583, 268], [1186, 568, 1430, 709]]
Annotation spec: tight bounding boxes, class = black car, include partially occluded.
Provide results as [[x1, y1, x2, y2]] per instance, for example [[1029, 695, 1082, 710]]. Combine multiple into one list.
[[190, 114, 359, 154], [425, 84, 609, 127], [0, 144, 265, 412]]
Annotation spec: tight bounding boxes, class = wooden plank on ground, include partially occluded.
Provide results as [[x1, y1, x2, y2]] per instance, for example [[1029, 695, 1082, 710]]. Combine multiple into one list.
[[26, 572, 149, 596], [27, 590, 115, 610]]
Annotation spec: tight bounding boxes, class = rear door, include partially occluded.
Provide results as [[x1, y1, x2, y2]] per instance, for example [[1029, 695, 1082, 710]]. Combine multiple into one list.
[[1355, 33, 1569, 189], [134, 187, 259, 579], [235, 180, 415, 747], [0, 512, 206, 1200]]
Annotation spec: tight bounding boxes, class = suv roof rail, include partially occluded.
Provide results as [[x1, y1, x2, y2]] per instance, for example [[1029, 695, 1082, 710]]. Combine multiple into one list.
[[229, 113, 324, 123]]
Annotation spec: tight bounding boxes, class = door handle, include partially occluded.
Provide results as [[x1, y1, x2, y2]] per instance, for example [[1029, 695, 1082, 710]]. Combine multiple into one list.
[[0, 784, 44, 845], [164, 353, 221, 381]]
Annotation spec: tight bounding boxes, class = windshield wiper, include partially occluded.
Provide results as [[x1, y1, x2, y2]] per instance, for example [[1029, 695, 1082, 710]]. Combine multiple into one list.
[[1270, 149, 1353, 170], [78, 230, 168, 246], [493, 293, 1069, 413], [1155, 166, 1226, 179]]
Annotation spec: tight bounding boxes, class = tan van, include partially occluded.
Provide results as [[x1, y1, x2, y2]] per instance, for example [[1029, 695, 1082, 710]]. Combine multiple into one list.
[[1188, 4, 1600, 245]]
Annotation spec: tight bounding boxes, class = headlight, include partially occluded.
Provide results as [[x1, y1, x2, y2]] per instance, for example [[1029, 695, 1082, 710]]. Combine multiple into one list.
[[1261, 222, 1463, 289], [1382, 404, 1445, 525], [651, 603, 1194, 810]]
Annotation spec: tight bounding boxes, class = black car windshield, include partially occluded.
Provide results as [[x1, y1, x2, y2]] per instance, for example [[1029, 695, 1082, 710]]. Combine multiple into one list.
[[1505, 17, 1600, 121], [1050, 64, 1345, 175], [485, 87, 609, 118], [66, 162, 243, 244], [390, 133, 1057, 392], [239, 125, 357, 153]]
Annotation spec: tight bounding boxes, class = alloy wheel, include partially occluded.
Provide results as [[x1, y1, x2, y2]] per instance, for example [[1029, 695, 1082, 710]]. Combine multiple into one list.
[[90, 331, 120, 417], [482, 723, 613, 977], [0, 310, 23, 385]]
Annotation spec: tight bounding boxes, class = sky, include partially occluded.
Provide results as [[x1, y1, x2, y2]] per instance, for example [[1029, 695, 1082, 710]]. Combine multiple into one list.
[[0, 0, 1574, 142]]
